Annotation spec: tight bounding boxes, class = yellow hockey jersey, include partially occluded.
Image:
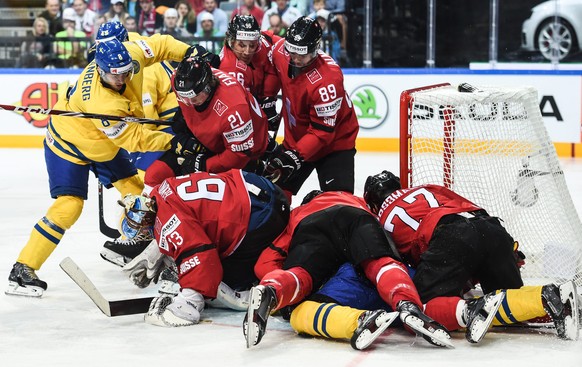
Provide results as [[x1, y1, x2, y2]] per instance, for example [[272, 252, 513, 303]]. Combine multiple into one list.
[[46, 34, 189, 163]]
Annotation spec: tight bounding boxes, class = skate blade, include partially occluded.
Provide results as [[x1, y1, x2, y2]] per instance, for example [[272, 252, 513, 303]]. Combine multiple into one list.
[[467, 292, 505, 343], [5, 281, 43, 297], [404, 315, 454, 348], [353, 311, 399, 350], [559, 281, 580, 340], [100, 249, 130, 267], [245, 286, 264, 348]]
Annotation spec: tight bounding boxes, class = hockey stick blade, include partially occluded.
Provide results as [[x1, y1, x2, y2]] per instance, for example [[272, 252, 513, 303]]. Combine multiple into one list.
[[59, 257, 153, 317], [98, 182, 121, 238], [0, 103, 172, 126]]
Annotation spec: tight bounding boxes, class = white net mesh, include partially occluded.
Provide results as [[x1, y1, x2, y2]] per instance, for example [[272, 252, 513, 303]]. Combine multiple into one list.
[[404, 83, 582, 287]]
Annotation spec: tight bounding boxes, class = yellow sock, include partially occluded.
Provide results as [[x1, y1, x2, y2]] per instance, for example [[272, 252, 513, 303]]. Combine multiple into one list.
[[112, 174, 144, 196], [493, 286, 546, 325], [17, 196, 83, 270], [290, 300, 366, 340]]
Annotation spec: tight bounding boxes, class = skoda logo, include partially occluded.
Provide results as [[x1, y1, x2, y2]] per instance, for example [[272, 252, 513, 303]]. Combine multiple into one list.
[[350, 85, 388, 129]]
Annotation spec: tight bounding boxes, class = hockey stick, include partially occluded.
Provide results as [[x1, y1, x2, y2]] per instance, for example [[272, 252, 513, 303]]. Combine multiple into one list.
[[0, 103, 172, 126], [60, 257, 153, 317], [98, 182, 121, 239]]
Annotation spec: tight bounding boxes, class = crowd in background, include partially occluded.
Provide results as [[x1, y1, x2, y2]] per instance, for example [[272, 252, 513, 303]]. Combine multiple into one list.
[[15, 0, 348, 69]]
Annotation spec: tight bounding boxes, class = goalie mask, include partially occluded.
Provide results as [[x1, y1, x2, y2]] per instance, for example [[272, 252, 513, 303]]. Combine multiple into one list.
[[118, 194, 156, 241], [364, 171, 402, 214]]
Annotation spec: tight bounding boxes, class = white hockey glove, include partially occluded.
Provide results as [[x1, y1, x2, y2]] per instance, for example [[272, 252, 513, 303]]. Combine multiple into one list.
[[205, 282, 250, 311], [122, 240, 173, 288], [145, 288, 205, 327]]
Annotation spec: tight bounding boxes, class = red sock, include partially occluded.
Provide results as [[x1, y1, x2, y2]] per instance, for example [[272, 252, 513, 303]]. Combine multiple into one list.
[[260, 267, 313, 310], [361, 257, 422, 309], [424, 296, 464, 331]]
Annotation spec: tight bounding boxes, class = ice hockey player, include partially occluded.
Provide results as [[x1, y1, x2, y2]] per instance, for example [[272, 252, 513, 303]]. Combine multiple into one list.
[[362, 170, 580, 341], [142, 55, 270, 190], [244, 191, 453, 349], [5, 32, 212, 298], [219, 15, 282, 133], [117, 169, 289, 326], [263, 16, 359, 199]]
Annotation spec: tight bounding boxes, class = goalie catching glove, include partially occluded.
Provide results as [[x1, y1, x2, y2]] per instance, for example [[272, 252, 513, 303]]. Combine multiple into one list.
[[145, 288, 205, 327], [122, 240, 174, 289], [264, 147, 303, 184], [170, 132, 207, 156]]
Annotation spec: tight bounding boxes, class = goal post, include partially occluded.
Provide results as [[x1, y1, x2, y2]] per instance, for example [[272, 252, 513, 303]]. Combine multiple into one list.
[[400, 82, 582, 287]]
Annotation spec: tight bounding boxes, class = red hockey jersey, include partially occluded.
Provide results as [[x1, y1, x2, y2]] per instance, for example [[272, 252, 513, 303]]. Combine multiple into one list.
[[173, 68, 269, 172], [219, 31, 281, 100], [376, 184, 482, 266], [254, 191, 369, 278], [269, 39, 359, 162], [150, 170, 252, 296]]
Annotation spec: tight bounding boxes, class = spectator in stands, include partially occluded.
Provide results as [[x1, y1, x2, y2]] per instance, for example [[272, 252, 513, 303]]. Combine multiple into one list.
[[38, 0, 64, 36], [268, 13, 286, 37], [123, 15, 138, 32], [196, 0, 228, 36], [92, 14, 108, 41], [86, 0, 111, 15], [53, 7, 88, 68], [158, 8, 189, 38], [231, 0, 265, 27], [289, 0, 309, 16], [194, 12, 222, 53], [323, 0, 347, 53], [315, 9, 340, 62], [260, 0, 302, 31], [125, 0, 138, 17], [105, 0, 130, 22], [175, 0, 197, 35], [70, 0, 98, 37], [188, 0, 205, 14], [137, 0, 163, 36], [16, 17, 53, 68]]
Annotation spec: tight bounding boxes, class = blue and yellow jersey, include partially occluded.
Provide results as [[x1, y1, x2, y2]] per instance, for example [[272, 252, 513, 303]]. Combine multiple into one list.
[[142, 60, 178, 128], [46, 34, 189, 163]]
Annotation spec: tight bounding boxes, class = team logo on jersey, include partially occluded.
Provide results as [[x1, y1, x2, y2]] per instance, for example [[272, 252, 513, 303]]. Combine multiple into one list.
[[350, 84, 388, 129], [159, 214, 181, 251], [306, 69, 322, 84], [235, 59, 248, 71], [213, 99, 228, 116], [136, 40, 155, 58], [314, 98, 342, 117], [100, 121, 128, 138], [224, 119, 253, 143]]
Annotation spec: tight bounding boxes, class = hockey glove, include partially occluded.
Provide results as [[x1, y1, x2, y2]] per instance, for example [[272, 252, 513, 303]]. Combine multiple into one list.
[[397, 301, 453, 348], [171, 108, 188, 134], [145, 288, 205, 327], [264, 148, 303, 184], [177, 153, 208, 174], [184, 45, 221, 68], [170, 132, 207, 156], [122, 240, 173, 288], [259, 97, 281, 132]]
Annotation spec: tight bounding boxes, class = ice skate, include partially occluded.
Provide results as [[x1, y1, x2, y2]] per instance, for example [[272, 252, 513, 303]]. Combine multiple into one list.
[[243, 285, 277, 348], [350, 310, 399, 350], [463, 291, 505, 343], [542, 281, 579, 340], [100, 237, 150, 267], [5, 262, 47, 297], [397, 301, 454, 348]]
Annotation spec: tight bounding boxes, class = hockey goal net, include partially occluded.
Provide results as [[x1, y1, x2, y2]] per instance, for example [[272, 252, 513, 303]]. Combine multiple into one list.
[[400, 83, 582, 287]]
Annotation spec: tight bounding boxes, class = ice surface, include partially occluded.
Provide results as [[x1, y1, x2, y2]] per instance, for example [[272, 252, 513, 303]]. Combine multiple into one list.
[[1, 149, 581, 366]]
